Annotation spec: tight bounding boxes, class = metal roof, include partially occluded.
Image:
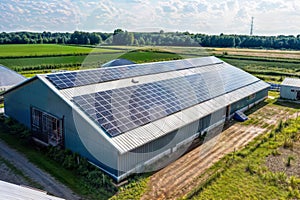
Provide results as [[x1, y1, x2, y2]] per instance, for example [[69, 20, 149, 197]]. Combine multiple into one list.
[[8, 56, 269, 153], [0, 180, 65, 200], [0, 65, 27, 90], [102, 58, 136, 67], [281, 77, 300, 87]]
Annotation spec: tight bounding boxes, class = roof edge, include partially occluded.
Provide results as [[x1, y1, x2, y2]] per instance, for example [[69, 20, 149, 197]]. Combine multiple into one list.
[[2, 76, 38, 95]]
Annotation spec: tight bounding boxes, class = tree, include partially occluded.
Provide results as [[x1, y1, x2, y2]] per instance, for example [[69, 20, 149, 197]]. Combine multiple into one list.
[[139, 37, 145, 45], [38, 35, 43, 44], [89, 33, 101, 45]]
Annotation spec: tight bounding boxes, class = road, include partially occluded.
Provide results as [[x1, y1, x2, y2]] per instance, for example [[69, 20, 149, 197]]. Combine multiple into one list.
[[0, 140, 81, 200]]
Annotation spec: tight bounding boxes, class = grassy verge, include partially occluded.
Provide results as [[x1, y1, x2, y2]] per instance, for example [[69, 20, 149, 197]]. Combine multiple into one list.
[[109, 175, 150, 200], [184, 110, 300, 199]]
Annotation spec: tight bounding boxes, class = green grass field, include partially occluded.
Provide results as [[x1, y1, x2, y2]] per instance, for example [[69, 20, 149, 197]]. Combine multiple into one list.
[[119, 49, 182, 63], [0, 44, 119, 57]]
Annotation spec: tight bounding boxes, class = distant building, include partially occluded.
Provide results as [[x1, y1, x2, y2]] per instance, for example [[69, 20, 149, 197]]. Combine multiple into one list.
[[101, 58, 136, 67], [3, 57, 269, 182], [280, 77, 300, 101], [0, 65, 26, 93]]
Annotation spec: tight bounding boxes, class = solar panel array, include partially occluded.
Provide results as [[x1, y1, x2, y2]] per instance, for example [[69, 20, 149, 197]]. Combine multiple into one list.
[[46, 58, 222, 89], [73, 65, 259, 137]]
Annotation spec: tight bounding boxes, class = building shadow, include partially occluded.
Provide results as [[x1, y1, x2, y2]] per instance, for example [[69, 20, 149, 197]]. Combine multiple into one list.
[[274, 99, 300, 109]]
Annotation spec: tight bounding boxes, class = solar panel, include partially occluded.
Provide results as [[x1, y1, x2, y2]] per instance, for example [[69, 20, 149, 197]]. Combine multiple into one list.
[[46, 58, 223, 89], [73, 65, 259, 137]]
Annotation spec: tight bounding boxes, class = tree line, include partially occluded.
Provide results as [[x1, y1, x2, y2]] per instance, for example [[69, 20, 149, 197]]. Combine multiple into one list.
[[1, 29, 300, 50]]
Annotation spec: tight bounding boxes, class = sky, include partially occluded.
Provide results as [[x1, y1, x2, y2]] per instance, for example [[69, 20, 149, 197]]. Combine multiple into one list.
[[0, 0, 299, 36]]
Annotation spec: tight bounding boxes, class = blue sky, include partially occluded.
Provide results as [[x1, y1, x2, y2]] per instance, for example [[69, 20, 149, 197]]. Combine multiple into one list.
[[1, 0, 299, 35]]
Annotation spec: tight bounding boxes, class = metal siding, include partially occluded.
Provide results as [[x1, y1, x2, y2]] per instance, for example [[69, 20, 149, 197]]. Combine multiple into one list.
[[230, 88, 268, 114], [280, 85, 300, 100]]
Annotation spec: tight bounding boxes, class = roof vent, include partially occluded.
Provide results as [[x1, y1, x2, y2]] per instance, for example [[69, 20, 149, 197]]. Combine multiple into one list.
[[131, 79, 139, 84]]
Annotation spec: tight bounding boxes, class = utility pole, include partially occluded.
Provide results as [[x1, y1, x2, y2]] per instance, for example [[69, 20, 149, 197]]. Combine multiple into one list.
[[250, 17, 254, 36]]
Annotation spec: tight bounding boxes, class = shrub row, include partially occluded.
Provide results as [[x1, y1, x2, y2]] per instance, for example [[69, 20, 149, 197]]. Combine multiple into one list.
[[13, 63, 82, 71]]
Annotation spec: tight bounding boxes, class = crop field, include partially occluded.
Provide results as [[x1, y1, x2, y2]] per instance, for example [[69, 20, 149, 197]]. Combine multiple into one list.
[[1, 54, 123, 70], [209, 47, 300, 60], [0, 44, 118, 57], [1, 44, 300, 82], [221, 58, 300, 83], [0, 45, 185, 77], [119, 49, 182, 63]]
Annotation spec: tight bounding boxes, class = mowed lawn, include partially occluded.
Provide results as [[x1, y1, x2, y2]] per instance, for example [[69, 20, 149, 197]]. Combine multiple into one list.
[[0, 44, 118, 57]]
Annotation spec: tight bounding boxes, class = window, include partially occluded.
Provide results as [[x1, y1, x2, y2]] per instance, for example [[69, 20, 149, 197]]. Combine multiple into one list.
[[31, 107, 63, 147], [291, 89, 295, 92], [32, 108, 42, 131]]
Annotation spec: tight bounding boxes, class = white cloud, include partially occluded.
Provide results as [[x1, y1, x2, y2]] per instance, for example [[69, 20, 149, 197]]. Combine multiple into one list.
[[0, 0, 299, 35]]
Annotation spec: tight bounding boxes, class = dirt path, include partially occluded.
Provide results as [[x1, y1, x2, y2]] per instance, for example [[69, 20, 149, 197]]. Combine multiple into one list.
[[141, 104, 295, 200], [0, 140, 80, 200]]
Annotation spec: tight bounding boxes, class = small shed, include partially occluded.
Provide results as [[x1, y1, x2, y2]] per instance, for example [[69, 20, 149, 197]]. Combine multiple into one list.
[[280, 78, 300, 101]]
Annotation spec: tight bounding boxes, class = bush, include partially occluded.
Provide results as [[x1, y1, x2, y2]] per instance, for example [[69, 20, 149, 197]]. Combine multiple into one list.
[[262, 172, 287, 186], [275, 120, 283, 133], [46, 146, 117, 192], [245, 161, 256, 175], [286, 155, 294, 167], [271, 149, 281, 156], [283, 137, 293, 150]]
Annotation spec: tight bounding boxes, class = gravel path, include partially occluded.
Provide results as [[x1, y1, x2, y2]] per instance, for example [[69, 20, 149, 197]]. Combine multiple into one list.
[[0, 140, 81, 200], [0, 162, 29, 185]]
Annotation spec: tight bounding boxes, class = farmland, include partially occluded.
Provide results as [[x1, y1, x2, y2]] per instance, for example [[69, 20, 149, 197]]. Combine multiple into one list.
[[1, 44, 300, 83], [0, 44, 118, 57]]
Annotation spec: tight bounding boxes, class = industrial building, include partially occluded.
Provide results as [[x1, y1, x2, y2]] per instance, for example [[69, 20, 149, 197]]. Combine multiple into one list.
[[4, 56, 269, 181], [280, 77, 300, 101]]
